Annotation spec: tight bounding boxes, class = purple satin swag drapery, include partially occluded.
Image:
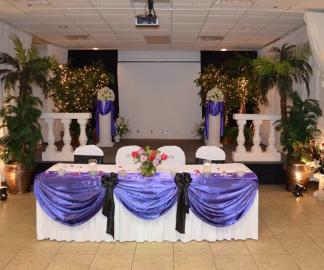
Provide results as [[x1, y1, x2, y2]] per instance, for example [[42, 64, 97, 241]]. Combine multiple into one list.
[[204, 101, 224, 140], [95, 100, 116, 138], [34, 171, 258, 232]]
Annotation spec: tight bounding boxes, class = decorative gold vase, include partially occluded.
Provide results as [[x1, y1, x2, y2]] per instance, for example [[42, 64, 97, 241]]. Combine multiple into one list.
[[4, 163, 32, 194], [285, 164, 311, 192]]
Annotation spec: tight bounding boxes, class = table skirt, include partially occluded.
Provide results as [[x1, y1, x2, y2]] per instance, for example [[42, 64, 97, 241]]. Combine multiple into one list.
[[36, 191, 258, 242]]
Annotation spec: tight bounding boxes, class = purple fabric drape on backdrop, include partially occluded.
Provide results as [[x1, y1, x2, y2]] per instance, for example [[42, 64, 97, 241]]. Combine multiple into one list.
[[34, 171, 258, 228], [95, 100, 116, 138], [205, 101, 224, 140]]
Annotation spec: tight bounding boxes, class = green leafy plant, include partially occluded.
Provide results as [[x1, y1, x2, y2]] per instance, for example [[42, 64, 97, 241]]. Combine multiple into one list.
[[0, 36, 55, 170], [0, 35, 54, 101], [252, 43, 312, 120], [275, 92, 322, 164], [0, 95, 42, 169]]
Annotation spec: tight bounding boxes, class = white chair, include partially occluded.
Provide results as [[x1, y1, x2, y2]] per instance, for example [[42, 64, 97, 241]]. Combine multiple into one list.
[[195, 146, 226, 163], [74, 145, 104, 164], [157, 146, 186, 166], [115, 145, 140, 166]]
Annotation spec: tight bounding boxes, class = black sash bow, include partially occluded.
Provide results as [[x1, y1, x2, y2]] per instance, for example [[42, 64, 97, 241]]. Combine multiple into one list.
[[101, 173, 118, 238], [174, 172, 192, 234]]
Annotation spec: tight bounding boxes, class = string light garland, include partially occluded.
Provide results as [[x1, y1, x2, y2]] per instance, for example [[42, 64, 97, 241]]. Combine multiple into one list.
[[51, 64, 114, 113], [195, 65, 263, 122]]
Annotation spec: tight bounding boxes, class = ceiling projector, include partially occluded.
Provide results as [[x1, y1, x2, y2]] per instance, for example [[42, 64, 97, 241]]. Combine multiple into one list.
[[135, 0, 159, 27]]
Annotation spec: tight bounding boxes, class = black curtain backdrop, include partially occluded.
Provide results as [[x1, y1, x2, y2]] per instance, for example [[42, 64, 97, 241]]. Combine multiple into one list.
[[201, 51, 257, 69], [200, 51, 258, 116], [68, 50, 119, 119]]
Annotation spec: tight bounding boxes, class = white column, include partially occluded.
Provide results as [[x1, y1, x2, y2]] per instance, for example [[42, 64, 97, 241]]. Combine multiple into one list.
[[207, 114, 222, 147], [267, 120, 277, 153], [251, 120, 263, 154], [97, 102, 114, 147], [236, 119, 246, 153], [44, 118, 56, 153], [79, 119, 88, 146], [61, 118, 72, 153]]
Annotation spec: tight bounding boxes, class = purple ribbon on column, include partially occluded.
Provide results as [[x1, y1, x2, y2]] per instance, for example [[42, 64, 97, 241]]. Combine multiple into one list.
[[95, 100, 116, 137], [204, 101, 224, 140]]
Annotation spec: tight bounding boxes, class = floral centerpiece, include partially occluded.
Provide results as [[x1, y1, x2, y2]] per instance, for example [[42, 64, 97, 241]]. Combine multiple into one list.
[[206, 86, 224, 103], [97, 86, 115, 102], [131, 146, 167, 177], [303, 139, 324, 175], [115, 116, 129, 139]]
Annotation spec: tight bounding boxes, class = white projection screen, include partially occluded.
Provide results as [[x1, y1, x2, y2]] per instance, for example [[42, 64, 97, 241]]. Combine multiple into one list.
[[118, 60, 201, 139]]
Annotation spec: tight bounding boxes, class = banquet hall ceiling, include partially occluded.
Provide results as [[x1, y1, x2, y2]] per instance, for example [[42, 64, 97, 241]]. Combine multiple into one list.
[[0, 0, 323, 50]]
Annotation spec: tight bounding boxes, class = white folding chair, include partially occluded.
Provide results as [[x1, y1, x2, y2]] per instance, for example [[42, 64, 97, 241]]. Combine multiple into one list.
[[115, 145, 140, 166], [157, 146, 186, 166], [195, 146, 226, 164], [74, 145, 104, 164]]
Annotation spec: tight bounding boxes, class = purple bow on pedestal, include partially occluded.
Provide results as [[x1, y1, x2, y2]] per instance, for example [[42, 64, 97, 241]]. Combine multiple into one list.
[[95, 100, 116, 138], [204, 101, 224, 140]]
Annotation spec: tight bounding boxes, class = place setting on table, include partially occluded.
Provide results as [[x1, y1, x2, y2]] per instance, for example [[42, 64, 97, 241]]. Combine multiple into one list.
[[34, 146, 259, 243]]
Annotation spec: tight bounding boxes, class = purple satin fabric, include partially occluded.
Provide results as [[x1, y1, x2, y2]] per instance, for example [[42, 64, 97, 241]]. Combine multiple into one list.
[[95, 100, 116, 137], [34, 172, 105, 226], [189, 172, 258, 227], [114, 173, 178, 220], [34, 171, 258, 228], [205, 101, 224, 140]]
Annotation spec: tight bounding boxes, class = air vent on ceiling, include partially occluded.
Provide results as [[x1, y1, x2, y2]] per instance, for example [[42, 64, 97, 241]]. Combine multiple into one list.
[[145, 36, 170, 44], [9, 0, 49, 5], [132, 0, 170, 3], [200, 36, 224, 42], [65, 35, 92, 41], [215, 0, 254, 6]]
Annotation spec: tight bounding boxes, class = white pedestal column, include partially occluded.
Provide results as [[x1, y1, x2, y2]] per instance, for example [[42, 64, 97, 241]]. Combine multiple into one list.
[[207, 113, 222, 147], [97, 102, 114, 147]]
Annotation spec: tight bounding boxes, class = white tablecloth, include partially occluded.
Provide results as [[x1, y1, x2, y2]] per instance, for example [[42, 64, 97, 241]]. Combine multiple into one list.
[[36, 163, 258, 242]]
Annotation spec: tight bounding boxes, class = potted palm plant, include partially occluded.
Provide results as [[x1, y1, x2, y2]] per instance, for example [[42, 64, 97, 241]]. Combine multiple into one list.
[[275, 92, 322, 191], [252, 43, 312, 120], [0, 36, 54, 194]]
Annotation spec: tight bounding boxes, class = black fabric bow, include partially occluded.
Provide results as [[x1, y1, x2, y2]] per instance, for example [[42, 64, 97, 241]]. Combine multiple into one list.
[[174, 172, 192, 234], [101, 173, 118, 238]]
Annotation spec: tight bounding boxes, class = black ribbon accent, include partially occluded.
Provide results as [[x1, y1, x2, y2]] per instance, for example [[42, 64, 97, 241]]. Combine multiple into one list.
[[101, 173, 118, 238], [174, 172, 192, 234]]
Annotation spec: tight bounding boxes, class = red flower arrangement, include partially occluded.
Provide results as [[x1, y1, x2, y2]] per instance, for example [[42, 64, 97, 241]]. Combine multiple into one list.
[[131, 146, 167, 176]]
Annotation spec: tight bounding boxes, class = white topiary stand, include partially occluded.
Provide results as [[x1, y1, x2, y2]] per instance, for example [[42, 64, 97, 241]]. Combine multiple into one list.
[[97, 102, 114, 147], [207, 113, 222, 147]]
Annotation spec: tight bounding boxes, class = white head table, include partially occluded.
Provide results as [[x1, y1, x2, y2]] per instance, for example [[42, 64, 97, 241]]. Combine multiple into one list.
[[36, 163, 258, 242]]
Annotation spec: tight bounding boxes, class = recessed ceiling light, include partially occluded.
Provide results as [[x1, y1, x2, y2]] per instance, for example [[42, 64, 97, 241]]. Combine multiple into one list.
[[92, 47, 99, 50], [221, 48, 227, 51]]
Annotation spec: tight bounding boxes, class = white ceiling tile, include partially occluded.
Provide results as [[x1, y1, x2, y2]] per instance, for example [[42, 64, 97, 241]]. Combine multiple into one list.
[[291, 0, 324, 11], [252, 0, 299, 10], [173, 0, 214, 8], [239, 16, 275, 25], [206, 15, 242, 24], [47, 0, 92, 7]]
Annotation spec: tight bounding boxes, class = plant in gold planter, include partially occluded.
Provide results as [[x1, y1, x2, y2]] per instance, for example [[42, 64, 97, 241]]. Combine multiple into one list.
[[131, 146, 168, 177], [0, 36, 54, 194], [275, 92, 322, 191]]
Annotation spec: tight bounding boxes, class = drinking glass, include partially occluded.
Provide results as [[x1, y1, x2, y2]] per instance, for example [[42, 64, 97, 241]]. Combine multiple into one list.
[[89, 159, 97, 176], [203, 160, 212, 178]]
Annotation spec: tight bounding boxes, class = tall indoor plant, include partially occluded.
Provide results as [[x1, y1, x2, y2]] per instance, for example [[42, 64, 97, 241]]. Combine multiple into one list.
[[252, 43, 312, 120], [0, 35, 54, 194], [275, 92, 322, 191]]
